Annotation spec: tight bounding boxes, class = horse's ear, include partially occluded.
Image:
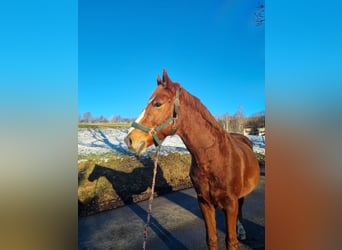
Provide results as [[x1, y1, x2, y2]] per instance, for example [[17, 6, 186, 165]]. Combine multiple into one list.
[[157, 69, 173, 88], [161, 69, 174, 89], [162, 69, 170, 83], [157, 74, 164, 86]]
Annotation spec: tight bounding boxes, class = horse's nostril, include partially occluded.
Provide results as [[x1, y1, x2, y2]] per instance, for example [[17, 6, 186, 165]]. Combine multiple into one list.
[[124, 136, 132, 147]]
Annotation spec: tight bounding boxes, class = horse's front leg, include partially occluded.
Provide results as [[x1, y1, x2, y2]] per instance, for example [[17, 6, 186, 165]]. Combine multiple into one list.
[[224, 197, 239, 250], [198, 197, 218, 250]]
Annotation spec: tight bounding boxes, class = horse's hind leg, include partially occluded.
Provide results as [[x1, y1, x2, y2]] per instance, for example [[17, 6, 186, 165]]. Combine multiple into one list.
[[237, 197, 246, 240], [198, 198, 218, 250]]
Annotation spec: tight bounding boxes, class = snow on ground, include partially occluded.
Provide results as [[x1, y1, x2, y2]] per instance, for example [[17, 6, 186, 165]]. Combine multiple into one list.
[[78, 128, 265, 156], [247, 135, 265, 155]]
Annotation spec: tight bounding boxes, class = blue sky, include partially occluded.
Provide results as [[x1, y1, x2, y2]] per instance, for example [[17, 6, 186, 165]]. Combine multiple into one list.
[[79, 0, 264, 119]]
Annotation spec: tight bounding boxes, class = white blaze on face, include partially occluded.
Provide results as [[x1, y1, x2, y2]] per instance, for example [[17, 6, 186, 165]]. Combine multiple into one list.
[[128, 95, 156, 134], [128, 109, 146, 134], [148, 95, 156, 105]]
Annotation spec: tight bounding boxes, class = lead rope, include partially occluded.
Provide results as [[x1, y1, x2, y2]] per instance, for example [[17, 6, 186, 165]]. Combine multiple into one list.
[[142, 146, 161, 250]]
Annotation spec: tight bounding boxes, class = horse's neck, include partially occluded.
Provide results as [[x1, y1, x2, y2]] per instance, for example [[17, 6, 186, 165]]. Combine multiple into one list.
[[176, 90, 231, 155]]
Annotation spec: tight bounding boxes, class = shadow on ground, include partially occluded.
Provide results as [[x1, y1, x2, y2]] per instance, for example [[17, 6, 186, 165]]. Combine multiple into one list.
[[78, 161, 176, 216]]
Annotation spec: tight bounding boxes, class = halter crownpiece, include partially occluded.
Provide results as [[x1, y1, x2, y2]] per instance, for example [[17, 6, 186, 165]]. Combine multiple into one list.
[[131, 88, 180, 147]]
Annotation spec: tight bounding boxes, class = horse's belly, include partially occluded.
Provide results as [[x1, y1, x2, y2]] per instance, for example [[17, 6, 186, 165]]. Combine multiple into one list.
[[190, 154, 260, 205]]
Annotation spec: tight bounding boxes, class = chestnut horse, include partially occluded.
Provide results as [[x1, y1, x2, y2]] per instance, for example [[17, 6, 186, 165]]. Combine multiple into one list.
[[124, 70, 260, 250]]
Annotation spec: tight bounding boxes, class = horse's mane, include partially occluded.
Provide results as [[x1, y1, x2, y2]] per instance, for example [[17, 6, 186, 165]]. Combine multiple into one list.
[[180, 86, 227, 135]]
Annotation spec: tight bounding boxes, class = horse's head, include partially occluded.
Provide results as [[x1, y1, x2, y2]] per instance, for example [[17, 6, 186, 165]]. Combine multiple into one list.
[[88, 164, 102, 182], [125, 69, 180, 154]]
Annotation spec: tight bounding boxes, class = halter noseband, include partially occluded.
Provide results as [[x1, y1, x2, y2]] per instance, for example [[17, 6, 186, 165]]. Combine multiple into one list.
[[131, 88, 180, 147]]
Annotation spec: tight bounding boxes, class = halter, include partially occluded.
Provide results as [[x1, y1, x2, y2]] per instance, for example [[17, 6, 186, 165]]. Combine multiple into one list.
[[131, 88, 180, 147]]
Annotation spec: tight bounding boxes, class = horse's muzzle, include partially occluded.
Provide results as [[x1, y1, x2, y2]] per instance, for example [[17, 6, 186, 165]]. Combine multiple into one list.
[[124, 135, 146, 155]]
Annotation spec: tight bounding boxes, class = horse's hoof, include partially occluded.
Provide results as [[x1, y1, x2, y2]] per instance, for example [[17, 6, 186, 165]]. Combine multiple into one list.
[[236, 219, 247, 240], [237, 232, 246, 241]]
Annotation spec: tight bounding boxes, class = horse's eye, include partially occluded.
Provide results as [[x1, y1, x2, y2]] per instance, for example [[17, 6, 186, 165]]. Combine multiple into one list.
[[153, 102, 162, 108]]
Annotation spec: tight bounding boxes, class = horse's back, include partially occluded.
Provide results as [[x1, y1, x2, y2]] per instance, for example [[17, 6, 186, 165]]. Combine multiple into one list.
[[230, 133, 253, 149]]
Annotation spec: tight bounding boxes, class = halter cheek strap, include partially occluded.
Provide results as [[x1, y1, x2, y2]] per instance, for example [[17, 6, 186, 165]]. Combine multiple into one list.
[[131, 88, 180, 147]]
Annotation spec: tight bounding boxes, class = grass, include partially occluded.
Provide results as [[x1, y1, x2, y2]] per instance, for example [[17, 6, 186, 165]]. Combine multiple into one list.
[[78, 152, 192, 216], [78, 123, 131, 129]]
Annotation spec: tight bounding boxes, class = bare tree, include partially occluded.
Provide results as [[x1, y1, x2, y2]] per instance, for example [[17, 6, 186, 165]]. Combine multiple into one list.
[[234, 105, 245, 118], [244, 111, 265, 135], [233, 105, 245, 133], [83, 112, 92, 123], [110, 115, 122, 123], [255, 2, 265, 26], [217, 106, 245, 133], [98, 115, 108, 123], [122, 118, 131, 124]]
